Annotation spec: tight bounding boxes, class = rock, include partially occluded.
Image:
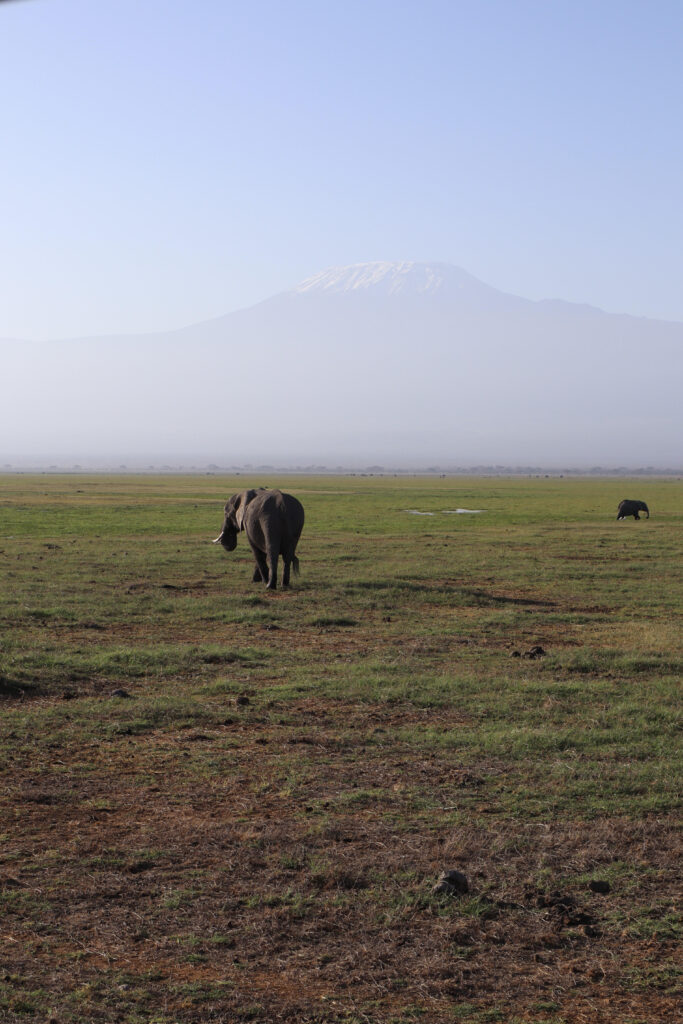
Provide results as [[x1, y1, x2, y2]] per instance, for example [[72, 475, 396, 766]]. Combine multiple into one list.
[[110, 689, 131, 698], [127, 859, 155, 874], [432, 869, 469, 896], [511, 650, 521, 658], [589, 879, 611, 894], [442, 869, 469, 891], [236, 695, 250, 706], [523, 645, 546, 659]]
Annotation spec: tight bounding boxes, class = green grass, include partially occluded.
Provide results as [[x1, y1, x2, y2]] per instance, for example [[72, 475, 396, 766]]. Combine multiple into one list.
[[0, 472, 681, 1023]]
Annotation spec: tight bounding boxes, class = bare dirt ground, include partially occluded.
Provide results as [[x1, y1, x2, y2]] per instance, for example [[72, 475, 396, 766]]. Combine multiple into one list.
[[2, 685, 681, 1023]]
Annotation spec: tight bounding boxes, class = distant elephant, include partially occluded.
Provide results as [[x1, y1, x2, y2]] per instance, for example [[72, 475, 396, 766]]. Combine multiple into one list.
[[213, 488, 304, 589], [617, 499, 649, 520]]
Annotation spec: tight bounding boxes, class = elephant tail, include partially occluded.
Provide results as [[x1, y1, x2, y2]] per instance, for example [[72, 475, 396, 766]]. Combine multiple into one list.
[[292, 555, 300, 576]]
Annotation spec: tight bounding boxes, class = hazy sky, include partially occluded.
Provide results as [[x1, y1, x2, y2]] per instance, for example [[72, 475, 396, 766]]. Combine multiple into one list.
[[1, 0, 682, 339]]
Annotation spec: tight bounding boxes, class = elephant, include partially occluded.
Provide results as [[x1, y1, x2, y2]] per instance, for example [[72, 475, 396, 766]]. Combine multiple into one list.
[[617, 499, 649, 520], [213, 488, 304, 589]]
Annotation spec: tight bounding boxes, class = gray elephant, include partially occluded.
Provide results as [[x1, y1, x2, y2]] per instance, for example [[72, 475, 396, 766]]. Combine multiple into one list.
[[617, 499, 649, 520], [213, 488, 304, 589]]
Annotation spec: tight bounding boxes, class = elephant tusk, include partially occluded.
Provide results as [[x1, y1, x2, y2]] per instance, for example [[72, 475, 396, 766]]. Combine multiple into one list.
[[212, 534, 224, 544]]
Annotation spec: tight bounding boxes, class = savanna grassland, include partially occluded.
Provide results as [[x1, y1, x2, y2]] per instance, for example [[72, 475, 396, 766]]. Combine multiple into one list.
[[0, 473, 681, 1024]]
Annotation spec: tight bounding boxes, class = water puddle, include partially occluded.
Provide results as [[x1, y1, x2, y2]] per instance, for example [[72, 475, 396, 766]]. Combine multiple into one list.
[[403, 508, 485, 516]]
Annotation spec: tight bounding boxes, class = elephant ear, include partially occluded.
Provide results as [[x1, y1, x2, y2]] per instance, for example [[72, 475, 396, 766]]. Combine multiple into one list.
[[235, 489, 258, 531]]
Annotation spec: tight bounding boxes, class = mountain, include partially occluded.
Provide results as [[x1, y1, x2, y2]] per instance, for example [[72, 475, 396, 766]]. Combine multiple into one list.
[[3, 262, 682, 467], [293, 260, 527, 305]]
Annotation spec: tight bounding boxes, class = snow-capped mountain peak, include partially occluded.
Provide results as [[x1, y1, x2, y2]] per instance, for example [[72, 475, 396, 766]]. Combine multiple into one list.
[[294, 261, 470, 297], [290, 261, 529, 311]]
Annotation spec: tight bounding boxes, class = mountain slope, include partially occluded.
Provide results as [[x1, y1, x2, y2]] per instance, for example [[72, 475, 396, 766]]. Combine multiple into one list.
[[3, 262, 682, 466]]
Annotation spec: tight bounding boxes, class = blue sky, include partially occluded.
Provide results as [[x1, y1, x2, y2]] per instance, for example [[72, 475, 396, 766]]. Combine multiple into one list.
[[2, 0, 682, 338]]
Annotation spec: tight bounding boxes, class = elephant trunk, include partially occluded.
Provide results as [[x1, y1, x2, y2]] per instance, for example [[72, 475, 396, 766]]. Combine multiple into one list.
[[214, 522, 238, 551]]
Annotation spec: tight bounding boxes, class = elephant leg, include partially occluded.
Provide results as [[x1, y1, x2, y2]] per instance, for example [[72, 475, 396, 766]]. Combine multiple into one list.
[[634, 512, 640, 520], [282, 559, 291, 587], [250, 545, 269, 584], [264, 544, 279, 589]]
